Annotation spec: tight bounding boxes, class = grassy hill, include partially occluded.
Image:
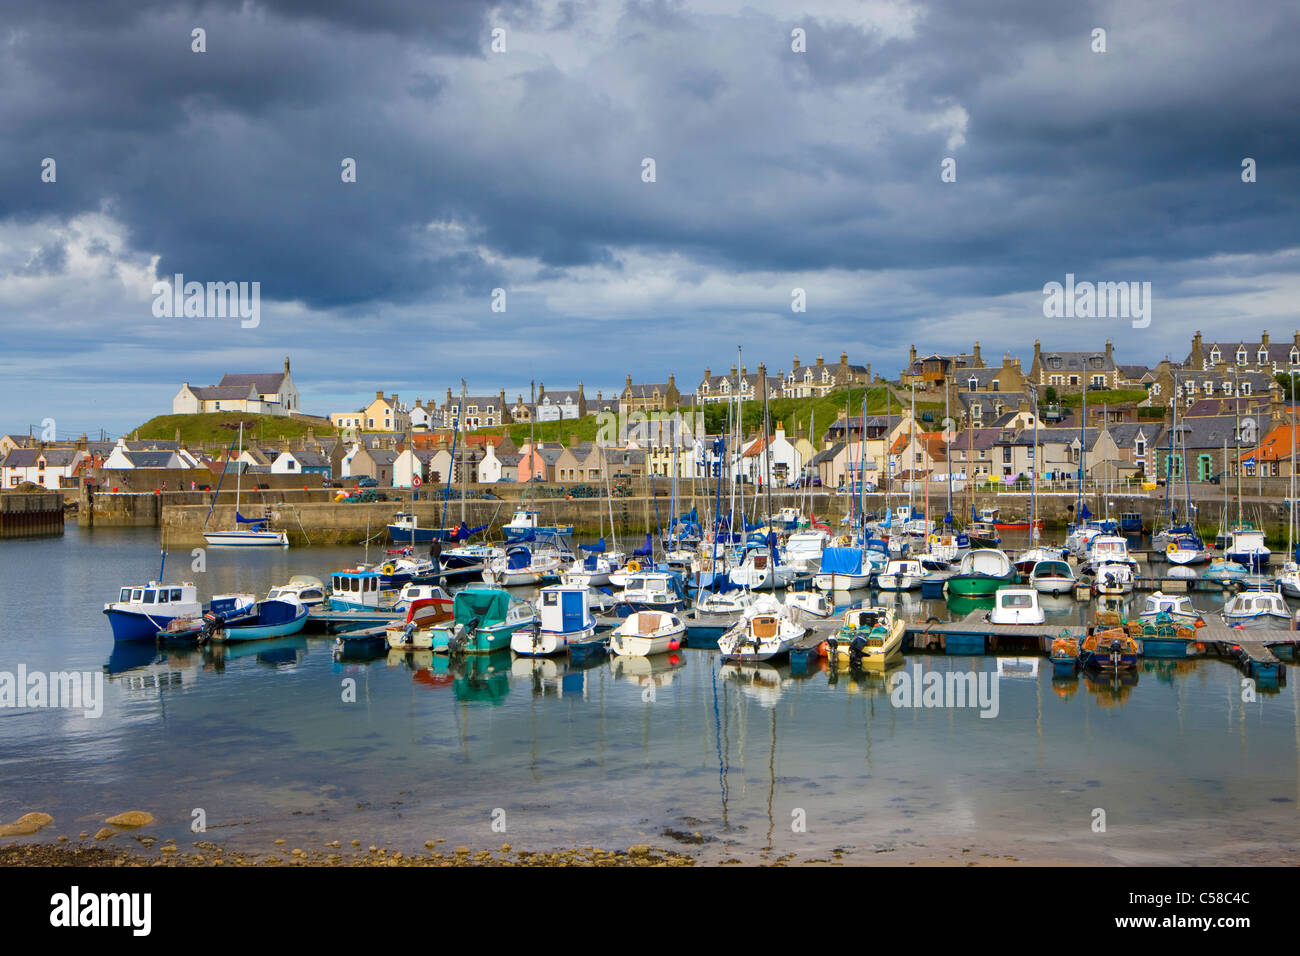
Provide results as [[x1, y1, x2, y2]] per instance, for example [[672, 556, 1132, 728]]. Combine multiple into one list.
[[469, 384, 946, 446], [1058, 388, 1149, 407], [132, 413, 336, 447]]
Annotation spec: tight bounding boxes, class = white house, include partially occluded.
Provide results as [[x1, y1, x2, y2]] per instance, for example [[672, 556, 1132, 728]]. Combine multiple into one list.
[[172, 357, 299, 416], [737, 423, 802, 486], [393, 448, 436, 488], [1, 447, 86, 490]]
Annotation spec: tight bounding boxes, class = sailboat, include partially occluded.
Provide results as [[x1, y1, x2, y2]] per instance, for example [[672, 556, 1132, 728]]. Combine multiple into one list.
[[202, 420, 289, 546]]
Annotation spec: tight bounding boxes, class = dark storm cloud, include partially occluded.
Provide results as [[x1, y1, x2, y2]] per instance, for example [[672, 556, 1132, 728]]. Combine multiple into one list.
[[1, 0, 1299, 433]]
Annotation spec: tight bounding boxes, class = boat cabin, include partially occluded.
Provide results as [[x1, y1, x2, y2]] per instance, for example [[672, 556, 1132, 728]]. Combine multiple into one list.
[[115, 583, 198, 609], [989, 587, 1044, 625], [538, 585, 593, 634]]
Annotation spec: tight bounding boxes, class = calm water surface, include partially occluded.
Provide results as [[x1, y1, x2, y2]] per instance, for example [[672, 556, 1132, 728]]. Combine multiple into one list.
[[2, 525, 1298, 864]]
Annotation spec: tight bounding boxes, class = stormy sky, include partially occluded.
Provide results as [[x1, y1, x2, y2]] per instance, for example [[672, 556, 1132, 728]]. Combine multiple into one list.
[[1, 0, 1297, 436]]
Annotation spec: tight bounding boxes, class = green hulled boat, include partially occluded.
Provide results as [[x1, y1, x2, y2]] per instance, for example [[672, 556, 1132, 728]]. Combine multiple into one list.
[[428, 588, 536, 654], [945, 548, 1017, 596]]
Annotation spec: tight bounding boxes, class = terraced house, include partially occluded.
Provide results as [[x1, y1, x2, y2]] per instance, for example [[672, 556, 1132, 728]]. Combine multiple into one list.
[[782, 353, 870, 398], [1027, 340, 1119, 393], [695, 364, 783, 404], [1184, 330, 1300, 375]]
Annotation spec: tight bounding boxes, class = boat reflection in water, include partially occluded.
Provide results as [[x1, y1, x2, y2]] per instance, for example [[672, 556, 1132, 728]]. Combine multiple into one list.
[[718, 660, 789, 707], [451, 650, 511, 704], [104, 644, 203, 696], [511, 654, 593, 699], [204, 635, 307, 670], [1082, 667, 1139, 705], [609, 651, 686, 690]]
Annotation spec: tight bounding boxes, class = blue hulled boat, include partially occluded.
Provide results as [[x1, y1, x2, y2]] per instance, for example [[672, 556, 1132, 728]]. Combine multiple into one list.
[[208, 598, 309, 642]]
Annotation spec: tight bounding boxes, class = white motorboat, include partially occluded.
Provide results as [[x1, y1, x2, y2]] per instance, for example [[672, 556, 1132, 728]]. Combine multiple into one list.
[[1275, 563, 1300, 599], [784, 590, 833, 619], [1138, 592, 1203, 626], [717, 595, 805, 662], [559, 550, 625, 588], [266, 575, 327, 608], [1092, 562, 1134, 596], [1029, 559, 1076, 596], [783, 529, 831, 572], [987, 587, 1045, 625], [512, 584, 596, 656], [1083, 536, 1138, 577], [728, 547, 796, 590], [482, 544, 564, 587], [876, 558, 925, 592], [1222, 588, 1291, 627], [104, 581, 203, 642], [608, 610, 686, 657]]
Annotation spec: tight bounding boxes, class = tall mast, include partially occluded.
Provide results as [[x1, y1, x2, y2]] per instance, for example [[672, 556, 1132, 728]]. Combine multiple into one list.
[[235, 419, 243, 515], [909, 381, 916, 516], [761, 367, 775, 570], [945, 382, 952, 523], [1234, 367, 1242, 526], [1166, 372, 1176, 524], [1030, 384, 1037, 541], [460, 379, 468, 524]]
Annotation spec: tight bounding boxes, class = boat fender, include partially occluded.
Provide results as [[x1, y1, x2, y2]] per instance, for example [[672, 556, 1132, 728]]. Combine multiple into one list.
[[382, 562, 397, 575], [627, 560, 640, 573]]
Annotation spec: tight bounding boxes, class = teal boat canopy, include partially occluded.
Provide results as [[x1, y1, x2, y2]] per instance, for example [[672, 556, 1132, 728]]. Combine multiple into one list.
[[453, 589, 510, 626]]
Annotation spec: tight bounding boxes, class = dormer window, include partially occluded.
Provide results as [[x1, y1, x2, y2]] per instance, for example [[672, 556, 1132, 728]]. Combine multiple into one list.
[[1049, 358, 1062, 370], [1204, 381, 1214, 395], [1237, 348, 1248, 365], [991, 380, 1000, 392], [1259, 349, 1269, 365], [968, 377, 978, 391], [1223, 381, 1233, 395], [1209, 347, 1220, 364], [1090, 357, 1102, 369], [1241, 381, 1251, 396]]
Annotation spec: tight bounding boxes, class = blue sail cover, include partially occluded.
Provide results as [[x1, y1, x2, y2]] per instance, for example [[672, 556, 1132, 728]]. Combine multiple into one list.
[[819, 547, 864, 575], [235, 512, 266, 524], [581, 537, 607, 553], [633, 533, 653, 557], [505, 546, 531, 570], [1079, 503, 1093, 520]]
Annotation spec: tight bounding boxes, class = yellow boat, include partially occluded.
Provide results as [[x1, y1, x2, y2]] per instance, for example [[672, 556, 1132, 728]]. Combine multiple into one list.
[[819, 606, 904, 668]]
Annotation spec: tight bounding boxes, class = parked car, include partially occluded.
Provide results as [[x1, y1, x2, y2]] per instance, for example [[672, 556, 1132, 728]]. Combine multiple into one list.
[[790, 476, 822, 488], [357, 477, 379, 488]]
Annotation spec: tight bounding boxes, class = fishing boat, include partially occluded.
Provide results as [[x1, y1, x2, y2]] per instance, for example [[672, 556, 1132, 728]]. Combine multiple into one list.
[[503, 509, 573, 543], [966, 509, 1002, 548], [945, 549, 1017, 596], [1225, 527, 1271, 571], [613, 570, 688, 616], [1138, 592, 1203, 627], [877, 558, 925, 592], [206, 597, 309, 642], [987, 587, 1045, 625], [1029, 559, 1076, 596], [819, 606, 904, 668], [766, 506, 802, 531], [202, 420, 289, 547], [1092, 562, 1134, 596], [1080, 626, 1139, 671], [428, 588, 537, 654], [993, 514, 1044, 532], [1221, 588, 1291, 627], [608, 610, 686, 657], [1165, 534, 1209, 566], [1118, 512, 1144, 535], [1049, 632, 1080, 677], [785, 590, 833, 619], [328, 569, 404, 611], [717, 595, 805, 662], [813, 546, 872, 591], [512, 584, 596, 656], [104, 581, 204, 642], [383, 596, 456, 650], [387, 512, 459, 544]]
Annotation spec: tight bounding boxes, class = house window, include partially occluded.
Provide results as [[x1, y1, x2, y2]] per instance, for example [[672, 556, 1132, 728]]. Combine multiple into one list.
[[1049, 358, 1062, 369], [1204, 381, 1214, 395], [1090, 357, 1102, 368], [968, 377, 978, 390], [1291, 348, 1299, 366], [1259, 349, 1269, 365], [1223, 381, 1233, 395], [1209, 348, 1220, 364], [1151, 384, 1161, 397], [1136, 440, 1145, 457], [1002, 447, 1012, 463], [1237, 349, 1248, 365], [1050, 375, 1063, 386], [1069, 376, 1078, 386], [1092, 375, 1104, 387], [1241, 381, 1251, 395], [991, 380, 1000, 392]]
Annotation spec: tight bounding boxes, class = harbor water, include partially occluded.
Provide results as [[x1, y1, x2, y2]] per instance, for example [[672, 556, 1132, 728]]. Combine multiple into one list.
[[2, 524, 1299, 864]]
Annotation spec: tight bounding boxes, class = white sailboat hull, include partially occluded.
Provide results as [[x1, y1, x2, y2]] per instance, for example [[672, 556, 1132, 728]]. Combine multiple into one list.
[[203, 530, 288, 547]]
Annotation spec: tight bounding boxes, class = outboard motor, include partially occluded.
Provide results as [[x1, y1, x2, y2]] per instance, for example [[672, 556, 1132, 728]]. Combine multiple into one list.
[[848, 633, 870, 669]]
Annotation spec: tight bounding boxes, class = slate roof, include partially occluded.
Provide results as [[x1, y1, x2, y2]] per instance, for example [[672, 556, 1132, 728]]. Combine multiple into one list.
[[218, 372, 288, 393]]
